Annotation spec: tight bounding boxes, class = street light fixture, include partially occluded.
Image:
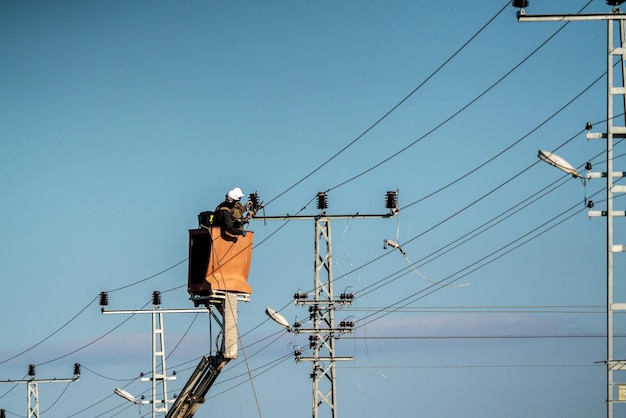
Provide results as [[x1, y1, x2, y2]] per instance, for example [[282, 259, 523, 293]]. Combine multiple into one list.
[[537, 149, 581, 178], [114, 388, 147, 405], [265, 307, 291, 331]]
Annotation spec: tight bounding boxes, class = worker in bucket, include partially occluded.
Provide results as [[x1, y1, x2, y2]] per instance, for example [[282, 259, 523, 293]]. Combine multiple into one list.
[[213, 187, 247, 241]]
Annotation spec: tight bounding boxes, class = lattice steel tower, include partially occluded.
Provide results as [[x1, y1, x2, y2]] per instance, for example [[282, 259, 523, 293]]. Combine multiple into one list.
[[262, 191, 398, 418]]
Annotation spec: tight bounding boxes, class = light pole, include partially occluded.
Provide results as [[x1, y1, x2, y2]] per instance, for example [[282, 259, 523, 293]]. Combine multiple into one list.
[[525, 3, 626, 416]]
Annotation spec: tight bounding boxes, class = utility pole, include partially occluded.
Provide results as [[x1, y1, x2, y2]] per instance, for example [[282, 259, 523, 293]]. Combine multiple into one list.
[[0, 363, 80, 418], [262, 191, 398, 418], [100, 291, 207, 417], [513, 2, 626, 417]]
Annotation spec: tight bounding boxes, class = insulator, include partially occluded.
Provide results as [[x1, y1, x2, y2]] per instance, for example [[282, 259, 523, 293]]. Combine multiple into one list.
[[1, 408, 6, 418], [340, 318, 354, 328], [99, 291, 108, 306], [607, 1, 625, 6], [585, 122, 593, 131], [385, 191, 398, 209], [317, 192, 328, 210], [293, 321, 302, 329], [248, 192, 262, 212], [587, 200, 595, 209], [294, 347, 302, 357], [73, 363, 81, 376], [294, 290, 308, 300], [28, 364, 35, 377], [340, 292, 354, 301], [512, 0, 529, 7], [152, 291, 161, 306], [585, 162, 592, 171]]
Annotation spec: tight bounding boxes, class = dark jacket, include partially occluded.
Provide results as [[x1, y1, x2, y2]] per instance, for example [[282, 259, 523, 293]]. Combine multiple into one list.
[[213, 201, 245, 239]]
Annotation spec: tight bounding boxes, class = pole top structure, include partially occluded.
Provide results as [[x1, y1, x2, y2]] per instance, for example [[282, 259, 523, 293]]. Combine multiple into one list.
[[512, 0, 626, 21]]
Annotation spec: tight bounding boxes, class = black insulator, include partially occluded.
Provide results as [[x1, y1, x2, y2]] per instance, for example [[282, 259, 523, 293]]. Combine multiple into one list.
[[28, 364, 35, 377], [152, 291, 161, 306], [385, 191, 398, 209], [585, 122, 593, 131], [512, 0, 529, 7], [585, 162, 593, 171], [316, 192, 328, 210], [294, 290, 308, 300], [74, 363, 81, 376], [587, 200, 595, 209], [99, 291, 108, 306], [1, 408, 6, 418], [340, 292, 354, 300], [294, 347, 302, 357], [248, 192, 262, 212]]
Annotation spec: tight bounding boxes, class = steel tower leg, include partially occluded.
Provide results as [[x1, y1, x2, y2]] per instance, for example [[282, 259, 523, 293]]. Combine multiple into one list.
[[311, 217, 337, 418], [27, 382, 38, 418], [149, 311, 170, 417]]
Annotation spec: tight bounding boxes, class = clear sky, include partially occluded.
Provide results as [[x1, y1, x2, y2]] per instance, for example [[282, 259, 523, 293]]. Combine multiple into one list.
[[1, 0, 624, 417]]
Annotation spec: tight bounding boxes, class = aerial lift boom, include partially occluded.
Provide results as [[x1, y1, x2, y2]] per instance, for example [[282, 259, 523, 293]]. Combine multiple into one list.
[[166, 219, 253, 418]]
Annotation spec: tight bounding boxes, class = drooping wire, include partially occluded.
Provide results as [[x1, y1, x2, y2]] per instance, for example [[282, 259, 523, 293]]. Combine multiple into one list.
[[0, 294, 98, 365], [357, 197, 599, 329]]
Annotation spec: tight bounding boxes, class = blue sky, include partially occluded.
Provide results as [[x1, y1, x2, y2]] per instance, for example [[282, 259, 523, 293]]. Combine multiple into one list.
[[1, 0, 624, 417]]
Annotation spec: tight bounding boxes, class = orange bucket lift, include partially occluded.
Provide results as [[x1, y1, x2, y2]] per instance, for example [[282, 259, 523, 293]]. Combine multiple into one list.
[[187, 226, 253, 304]]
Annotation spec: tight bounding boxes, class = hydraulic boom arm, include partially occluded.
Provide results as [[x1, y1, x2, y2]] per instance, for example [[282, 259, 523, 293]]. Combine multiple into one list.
[[165, 354, 230, 418]]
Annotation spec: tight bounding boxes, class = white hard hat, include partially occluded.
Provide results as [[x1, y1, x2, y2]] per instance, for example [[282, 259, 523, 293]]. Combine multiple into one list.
[[227, 187, 244, 201]]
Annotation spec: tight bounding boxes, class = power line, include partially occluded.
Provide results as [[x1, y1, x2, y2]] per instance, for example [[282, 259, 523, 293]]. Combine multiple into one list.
[[264, 1, 511, 208]]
